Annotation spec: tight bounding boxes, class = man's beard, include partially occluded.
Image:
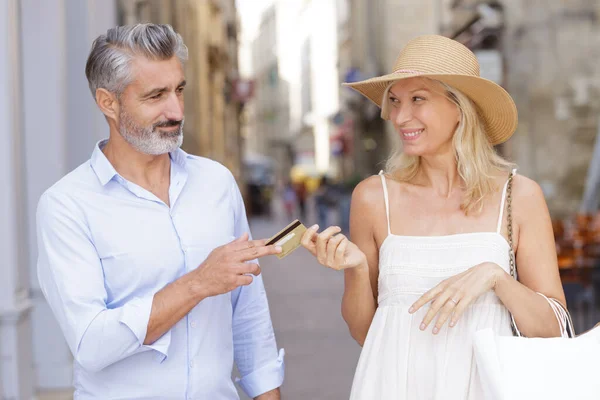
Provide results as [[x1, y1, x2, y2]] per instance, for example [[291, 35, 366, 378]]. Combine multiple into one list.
[[118, 109, 184, 156]]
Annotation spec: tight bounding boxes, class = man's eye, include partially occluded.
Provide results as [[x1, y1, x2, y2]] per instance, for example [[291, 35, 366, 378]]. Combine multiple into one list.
[[150, 93, 162, 100], [176, 87, 184, 94]]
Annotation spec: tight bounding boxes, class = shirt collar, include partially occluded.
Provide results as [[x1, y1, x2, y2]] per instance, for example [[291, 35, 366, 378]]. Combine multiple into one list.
[[90, 139, 191, 186], [170, 145, 190, 168], [91, 140, 118, 186]]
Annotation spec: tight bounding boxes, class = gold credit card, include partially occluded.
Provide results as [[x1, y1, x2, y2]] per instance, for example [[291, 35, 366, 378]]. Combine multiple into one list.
[[266, 219, 307, 259]]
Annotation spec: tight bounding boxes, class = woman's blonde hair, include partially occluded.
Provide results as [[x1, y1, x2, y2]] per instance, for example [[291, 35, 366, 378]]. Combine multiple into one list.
[[384, 78, 515, 215]]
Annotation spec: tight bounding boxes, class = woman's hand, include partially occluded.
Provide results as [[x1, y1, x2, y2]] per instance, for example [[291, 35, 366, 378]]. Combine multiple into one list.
[[301, 225, 367, 271], [409, 262, 506, 334]]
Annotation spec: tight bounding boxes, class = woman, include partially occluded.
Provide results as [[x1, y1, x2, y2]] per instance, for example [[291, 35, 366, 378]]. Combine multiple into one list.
[[301, 35, 567, 399]]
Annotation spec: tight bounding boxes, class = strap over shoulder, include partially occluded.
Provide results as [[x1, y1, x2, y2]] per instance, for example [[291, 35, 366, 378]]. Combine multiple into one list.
[[378, 171, 391, 235], [497, 168, 518, 234]]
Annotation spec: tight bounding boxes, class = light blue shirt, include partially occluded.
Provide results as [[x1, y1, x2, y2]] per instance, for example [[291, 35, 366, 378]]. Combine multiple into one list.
[[36, 140, 285, 400]]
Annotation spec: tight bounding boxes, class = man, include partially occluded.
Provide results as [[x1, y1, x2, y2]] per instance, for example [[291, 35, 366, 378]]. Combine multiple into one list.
[[36, 24, 284, 400]]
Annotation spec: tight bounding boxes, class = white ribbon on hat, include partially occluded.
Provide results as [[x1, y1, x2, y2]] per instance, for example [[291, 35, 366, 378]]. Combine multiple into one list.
[[393, 69, 423, 74]]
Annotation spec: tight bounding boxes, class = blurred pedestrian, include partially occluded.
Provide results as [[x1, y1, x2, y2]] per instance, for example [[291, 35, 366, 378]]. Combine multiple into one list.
[[301, 35, 569, 399], [314, 175, 337, 229], [36, 23, 283, 400], [294, 179, 308, 221], [337, 182, 353, 235], [282, 181, 297, 220]]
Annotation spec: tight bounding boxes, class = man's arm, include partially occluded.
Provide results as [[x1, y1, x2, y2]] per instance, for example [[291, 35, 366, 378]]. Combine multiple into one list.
[[37, 191, 279, 373], [256, 388, 281, 400], [229, 177, 285, 398], [36, 191, 168, 373], [145, 232, 279, 344]]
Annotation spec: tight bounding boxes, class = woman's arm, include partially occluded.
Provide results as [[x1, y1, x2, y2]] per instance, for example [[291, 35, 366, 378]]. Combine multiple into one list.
[[494, 175, 566, 337], [341, 177, 382, 346], [408, 174, 567, 337]]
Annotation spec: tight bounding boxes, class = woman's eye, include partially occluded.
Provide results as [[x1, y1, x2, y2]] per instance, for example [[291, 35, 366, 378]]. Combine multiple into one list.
[[413, 96, 424, 102]]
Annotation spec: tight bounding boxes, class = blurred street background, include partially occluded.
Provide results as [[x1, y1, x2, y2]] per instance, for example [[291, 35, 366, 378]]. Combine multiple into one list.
[[2, 0, 600, 399]]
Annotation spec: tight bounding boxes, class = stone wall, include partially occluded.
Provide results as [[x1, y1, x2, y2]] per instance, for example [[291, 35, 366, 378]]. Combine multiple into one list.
[[502, 0, 600, 216]]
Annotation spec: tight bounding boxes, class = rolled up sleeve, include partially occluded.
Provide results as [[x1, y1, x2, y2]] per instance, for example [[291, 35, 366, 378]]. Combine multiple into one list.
[[235, 348, 285, 397], [117, 296, 171, 361], [229, 176, 285, 398], [36, 192, 170, 373]]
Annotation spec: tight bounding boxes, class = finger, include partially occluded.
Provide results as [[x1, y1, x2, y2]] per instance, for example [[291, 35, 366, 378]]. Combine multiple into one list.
[[334, 236, 349, 268], [237, 244, 282, 262], [232, 232, 249, 244], [326, 234, 346, 267], [236, 275, 254, 287], [316, 226, 342, 264], [233, 263, 261, 276], [409, 283, 446, 314], [301, 224, 319, 256], [433, 298, 459, 334], [230, 238, 267, 252], [449, 295, 472, 328], [420, 289, 454, 331]]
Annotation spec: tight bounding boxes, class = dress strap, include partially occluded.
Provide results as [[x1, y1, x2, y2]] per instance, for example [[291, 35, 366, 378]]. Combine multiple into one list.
[[497, 168, 518, 233], [378, 171, 391, 235]]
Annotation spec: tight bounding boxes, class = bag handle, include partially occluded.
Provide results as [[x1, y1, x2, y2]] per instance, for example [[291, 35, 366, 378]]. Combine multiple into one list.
[[505, 170, 575, 338]]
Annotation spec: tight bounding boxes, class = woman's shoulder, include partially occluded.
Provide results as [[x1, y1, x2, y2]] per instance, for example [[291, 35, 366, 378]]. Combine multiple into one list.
[[511, 172, 547, 208], [352, 175, 404, 212], [351, 174, 388, 205], [352, 175, 398, 202], [489, 169, 541, 197], [512, 172, 542, 194], [500, 171, 549, 226], [350, 176, 389, 235]]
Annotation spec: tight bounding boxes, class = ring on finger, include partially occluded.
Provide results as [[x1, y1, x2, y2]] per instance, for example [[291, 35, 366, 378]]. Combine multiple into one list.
[[449, 298, 459, 305]]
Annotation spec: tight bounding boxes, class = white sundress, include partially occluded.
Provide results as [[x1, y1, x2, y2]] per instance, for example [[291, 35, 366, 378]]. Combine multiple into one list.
[[349, 171, 516, 400]]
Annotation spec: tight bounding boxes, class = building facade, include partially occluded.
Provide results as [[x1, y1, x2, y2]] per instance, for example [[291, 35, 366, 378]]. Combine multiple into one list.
[[501, 0, 600, 216], [1, 1, 118, 398], [241, 0, 342, 189], [2, 1, 244, 398], [247, 4, 292, 183]]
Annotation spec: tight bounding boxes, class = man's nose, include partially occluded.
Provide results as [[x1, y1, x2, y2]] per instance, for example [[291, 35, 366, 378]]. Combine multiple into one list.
[[164, 92, 184, 121]]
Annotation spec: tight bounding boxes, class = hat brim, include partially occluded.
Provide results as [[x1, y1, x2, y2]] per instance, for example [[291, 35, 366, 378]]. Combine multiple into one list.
[[343, 72, 518, 145]]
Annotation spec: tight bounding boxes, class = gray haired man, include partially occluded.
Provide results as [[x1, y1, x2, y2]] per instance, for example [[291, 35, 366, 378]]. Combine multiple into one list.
[[36, 24, 284, 399]]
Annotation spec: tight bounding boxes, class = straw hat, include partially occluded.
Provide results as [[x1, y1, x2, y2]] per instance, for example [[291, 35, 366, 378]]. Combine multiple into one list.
[[343, 35, 518, 145]]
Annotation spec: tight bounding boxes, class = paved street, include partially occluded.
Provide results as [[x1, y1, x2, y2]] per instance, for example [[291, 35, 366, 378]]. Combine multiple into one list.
[[239, 202, 361, 400]]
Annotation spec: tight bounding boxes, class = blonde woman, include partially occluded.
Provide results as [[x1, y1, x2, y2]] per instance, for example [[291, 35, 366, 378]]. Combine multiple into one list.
[[301, 35, 566, 399]]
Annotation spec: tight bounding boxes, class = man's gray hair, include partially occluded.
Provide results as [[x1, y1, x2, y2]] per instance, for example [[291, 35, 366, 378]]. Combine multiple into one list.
[[85, 23, 188, 98]]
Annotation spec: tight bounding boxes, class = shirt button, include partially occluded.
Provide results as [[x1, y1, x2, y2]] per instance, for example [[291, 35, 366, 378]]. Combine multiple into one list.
[[190, 321, 197, 328], [190, 361, 194, 368]]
